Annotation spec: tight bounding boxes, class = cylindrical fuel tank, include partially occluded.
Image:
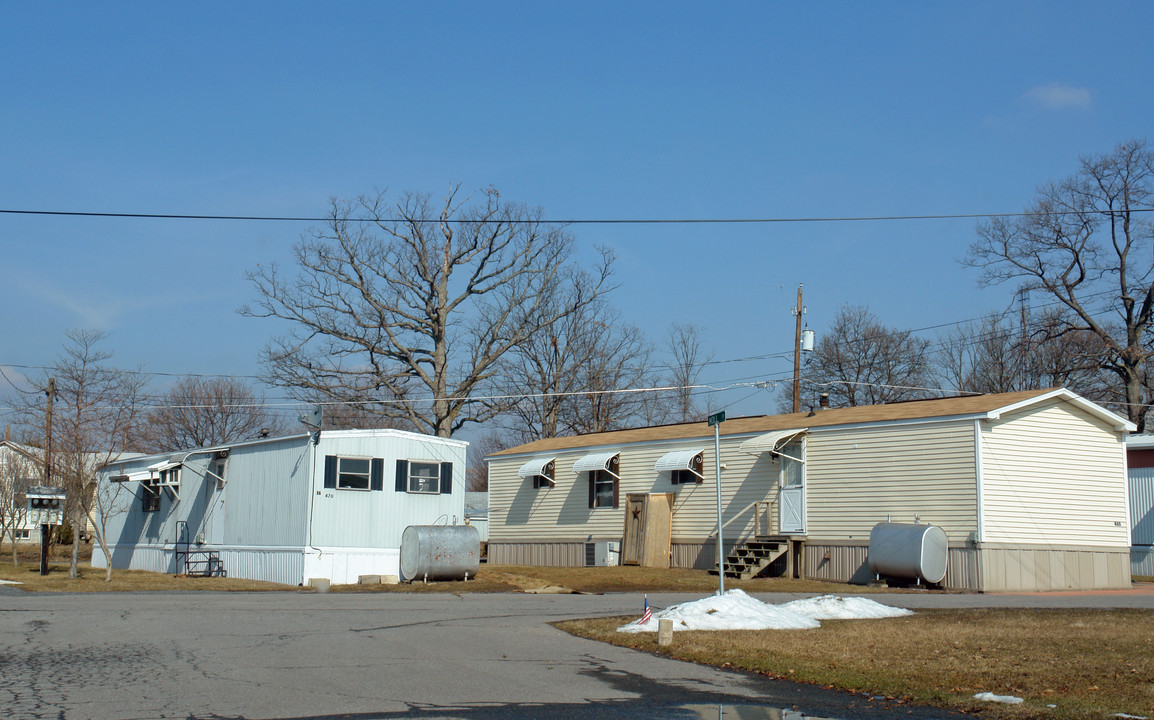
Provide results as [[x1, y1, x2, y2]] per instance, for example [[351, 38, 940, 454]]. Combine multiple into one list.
[[867, 522, 948, 584], [399, 524, 480, 582]]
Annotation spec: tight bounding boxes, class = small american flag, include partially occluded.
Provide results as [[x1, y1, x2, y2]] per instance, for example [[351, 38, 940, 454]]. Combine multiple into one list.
[[641, 594, 651, 624]]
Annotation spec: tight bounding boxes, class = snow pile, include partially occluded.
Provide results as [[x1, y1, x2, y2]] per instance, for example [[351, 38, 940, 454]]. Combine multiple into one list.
[[0, 579, 22, 586], [617, 589, 910, 633], [973, 692, 1023, 704], [782, 594, 914, 620]]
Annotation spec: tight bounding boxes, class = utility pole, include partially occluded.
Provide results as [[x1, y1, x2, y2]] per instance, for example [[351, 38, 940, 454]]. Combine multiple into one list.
[[792, 284, 804, 413], [42, 377, 56, 576], [44, 378, 55, 485]]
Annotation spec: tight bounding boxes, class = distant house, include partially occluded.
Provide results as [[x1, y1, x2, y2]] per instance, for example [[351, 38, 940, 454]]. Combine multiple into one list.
[[1124, 434, 1154, 576], [464, 491, 489, 542], [0, 441, 42, 542], [486, 388, 1133, 592], [92, 429, 468, 585]]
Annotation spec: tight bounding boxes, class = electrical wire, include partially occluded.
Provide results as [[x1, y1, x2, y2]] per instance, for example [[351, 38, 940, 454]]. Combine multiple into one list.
[[2, 207, 1153, 225]]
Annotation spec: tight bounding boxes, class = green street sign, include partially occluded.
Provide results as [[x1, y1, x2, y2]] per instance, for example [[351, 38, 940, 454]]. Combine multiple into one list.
[[707, 411, 726, 426]]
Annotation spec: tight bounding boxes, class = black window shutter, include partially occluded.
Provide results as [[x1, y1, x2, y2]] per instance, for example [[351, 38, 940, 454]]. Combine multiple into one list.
[[613, 477, 619, 509], [695, 453, 704, 485], [588, 473, 595, 508], [323, 456, 337, 489], [395, 459, 408, 492], [440, 462, 453, 494], [370, 458, 384, 491]]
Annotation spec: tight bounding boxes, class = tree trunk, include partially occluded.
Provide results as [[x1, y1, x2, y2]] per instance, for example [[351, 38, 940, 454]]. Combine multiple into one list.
[[69, 518, 80, 578]]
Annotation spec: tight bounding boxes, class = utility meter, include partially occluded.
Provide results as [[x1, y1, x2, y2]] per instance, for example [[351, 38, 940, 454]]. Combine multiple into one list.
[[26, 486, 66, 526]]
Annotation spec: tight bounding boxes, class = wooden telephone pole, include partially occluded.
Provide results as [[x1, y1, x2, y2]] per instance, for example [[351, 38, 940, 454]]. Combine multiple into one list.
[[792, 285, 804, 413], [44, 378, 55, 485]]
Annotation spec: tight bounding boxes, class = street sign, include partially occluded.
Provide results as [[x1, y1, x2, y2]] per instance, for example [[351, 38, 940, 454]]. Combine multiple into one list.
[[707, 411, 726, 426]]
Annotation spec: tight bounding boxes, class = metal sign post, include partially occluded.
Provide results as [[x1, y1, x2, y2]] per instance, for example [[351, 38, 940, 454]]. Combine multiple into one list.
[[708, 411, 726, 594]]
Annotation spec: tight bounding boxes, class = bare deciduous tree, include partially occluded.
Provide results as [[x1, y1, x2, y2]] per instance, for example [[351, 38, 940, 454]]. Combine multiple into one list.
[[498, 290, 656, 441], [465, 432, 511, 492], [935, 310, 1108, 396], [967, 139, 1154, 431], [794, 305, 933, 409], [243, 186, 612, 438], [23, 330, 145, 580], [137, 376, 287, 452], [665, 323, 714, 423]]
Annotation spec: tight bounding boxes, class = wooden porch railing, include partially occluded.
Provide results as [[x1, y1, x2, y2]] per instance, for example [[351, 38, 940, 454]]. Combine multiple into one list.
[[719, 499, 776, 538]]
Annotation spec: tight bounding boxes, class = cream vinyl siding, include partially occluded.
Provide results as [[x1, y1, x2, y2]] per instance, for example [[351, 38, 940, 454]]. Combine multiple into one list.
[[805, 421, 978, 541], [980, 402, 1129, 547], [489, 437, 775, 545]]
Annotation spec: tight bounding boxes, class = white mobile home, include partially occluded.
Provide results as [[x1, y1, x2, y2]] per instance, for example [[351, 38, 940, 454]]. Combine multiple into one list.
[[487, 388, 1134, 592], [93, 429, 467, 585]]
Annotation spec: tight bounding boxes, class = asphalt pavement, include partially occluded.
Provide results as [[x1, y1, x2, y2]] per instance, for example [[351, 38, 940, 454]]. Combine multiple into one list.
[[0, 586, 1149, 720]]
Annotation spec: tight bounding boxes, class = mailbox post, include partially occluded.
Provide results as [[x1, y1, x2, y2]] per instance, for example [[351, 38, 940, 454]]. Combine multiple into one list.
[[27, 487, 66, 576]]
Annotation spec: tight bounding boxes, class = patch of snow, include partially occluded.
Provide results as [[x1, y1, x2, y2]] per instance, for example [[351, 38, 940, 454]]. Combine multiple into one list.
[[973, 692, 1023, 704], [0, 579, 23, 585], [782, 594, 913, 620], [1111, 714, 1149, 719], [616, 589, 911, 633]]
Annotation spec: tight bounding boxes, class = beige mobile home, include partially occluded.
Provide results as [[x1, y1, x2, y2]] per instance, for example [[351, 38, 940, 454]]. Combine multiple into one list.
[[487, 388, 1134, 592]]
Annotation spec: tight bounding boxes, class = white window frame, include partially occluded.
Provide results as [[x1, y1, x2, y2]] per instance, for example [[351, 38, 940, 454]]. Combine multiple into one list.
[[337, 456, 373, 491], [592, 469, 616, 508], [407, 460, 441, 494]]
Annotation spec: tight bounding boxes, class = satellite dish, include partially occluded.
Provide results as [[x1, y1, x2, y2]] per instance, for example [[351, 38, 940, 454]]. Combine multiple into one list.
[[298, 404, 323, 430]]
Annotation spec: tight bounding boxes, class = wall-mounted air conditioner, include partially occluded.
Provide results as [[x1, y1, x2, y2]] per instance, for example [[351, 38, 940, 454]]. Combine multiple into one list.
[[584, 540, 620, 567]]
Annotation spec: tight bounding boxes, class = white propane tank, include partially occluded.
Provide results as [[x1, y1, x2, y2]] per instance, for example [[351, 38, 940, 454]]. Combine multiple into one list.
[[867, 522, 948, 584]]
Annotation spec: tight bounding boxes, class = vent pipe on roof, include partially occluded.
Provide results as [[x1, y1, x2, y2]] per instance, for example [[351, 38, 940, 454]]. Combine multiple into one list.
[[819, 393, 830, 409]]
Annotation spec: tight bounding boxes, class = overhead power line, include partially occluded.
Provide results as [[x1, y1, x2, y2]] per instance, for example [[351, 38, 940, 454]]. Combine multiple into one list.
[[2, 207, 1153, 225]]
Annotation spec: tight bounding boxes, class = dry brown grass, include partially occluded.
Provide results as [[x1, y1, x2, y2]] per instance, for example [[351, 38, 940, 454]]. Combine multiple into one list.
[[556, 608, 1154, 720], [0, 560, 297, 592], [331, 563, 906, 594]]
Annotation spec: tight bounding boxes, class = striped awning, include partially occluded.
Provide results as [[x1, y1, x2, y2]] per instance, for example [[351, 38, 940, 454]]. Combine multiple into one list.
[[654, 449, 705, 478], [516, 457, 556, 479], [739, 428, 806, 460], [572, 451, 620, 478]]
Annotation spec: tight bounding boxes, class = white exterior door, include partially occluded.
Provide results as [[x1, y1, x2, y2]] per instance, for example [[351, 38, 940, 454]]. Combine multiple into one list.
[[778, 441, 805, 534], [204, 460, 226, 544]]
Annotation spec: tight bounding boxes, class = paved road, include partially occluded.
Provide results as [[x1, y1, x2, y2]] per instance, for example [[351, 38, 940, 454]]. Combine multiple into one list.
[[0, 587, 1149, 720]]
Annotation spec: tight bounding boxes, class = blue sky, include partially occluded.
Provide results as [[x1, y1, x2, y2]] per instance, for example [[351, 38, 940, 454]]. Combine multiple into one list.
[[2, 2, 1151, 429]]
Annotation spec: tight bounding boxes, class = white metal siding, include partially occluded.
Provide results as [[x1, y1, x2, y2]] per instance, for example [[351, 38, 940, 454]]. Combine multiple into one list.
[[980, 403, 1129, 547], [805, 422, 978, 541], [309, 433, 466, 550], [1130, 467, 1154, 546]]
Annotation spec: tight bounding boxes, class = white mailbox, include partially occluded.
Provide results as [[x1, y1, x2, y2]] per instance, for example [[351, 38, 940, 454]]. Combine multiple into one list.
[[26, 486, 66, 526]]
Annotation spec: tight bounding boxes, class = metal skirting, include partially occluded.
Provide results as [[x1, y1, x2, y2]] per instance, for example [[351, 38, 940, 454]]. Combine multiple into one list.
[[802, 542, 1131, 591], [489, 541, 734, 570], [1133, 546, 1154, 577]]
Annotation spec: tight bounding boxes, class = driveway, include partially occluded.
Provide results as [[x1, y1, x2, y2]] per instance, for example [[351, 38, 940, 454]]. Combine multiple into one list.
[[1, 587, 1147, 720]]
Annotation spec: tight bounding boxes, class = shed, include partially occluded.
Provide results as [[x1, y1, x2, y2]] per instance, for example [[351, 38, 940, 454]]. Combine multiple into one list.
[[92, 429, 467, 585], [486, 388, 1133, 592]]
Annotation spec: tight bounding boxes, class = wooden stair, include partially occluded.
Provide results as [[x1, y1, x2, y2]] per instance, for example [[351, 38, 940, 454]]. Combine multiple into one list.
[[710, 536, 790, 580]]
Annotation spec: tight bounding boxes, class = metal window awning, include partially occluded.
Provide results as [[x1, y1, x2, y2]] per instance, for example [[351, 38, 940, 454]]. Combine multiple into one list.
[[654, 449, 705, 479], [147, 460, 181, 473], [517, 457, 556, 479], [111, 471, 154, 483], [739, 428, 807, 461], [572, 451, 620, 478]]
